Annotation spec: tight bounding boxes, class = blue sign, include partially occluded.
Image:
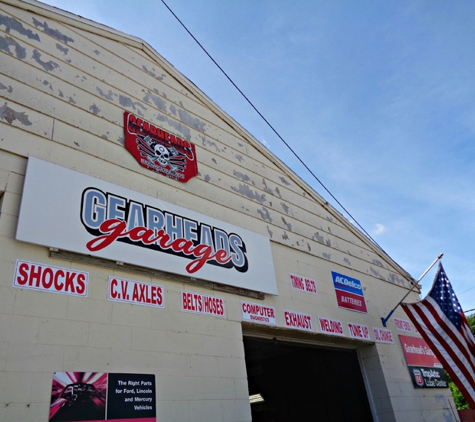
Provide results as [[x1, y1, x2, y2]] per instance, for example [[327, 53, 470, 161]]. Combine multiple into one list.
[[331, 271, 364, 296]]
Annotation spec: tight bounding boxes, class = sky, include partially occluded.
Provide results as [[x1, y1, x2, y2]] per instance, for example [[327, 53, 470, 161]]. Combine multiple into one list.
[[39, 0, 475, 311]]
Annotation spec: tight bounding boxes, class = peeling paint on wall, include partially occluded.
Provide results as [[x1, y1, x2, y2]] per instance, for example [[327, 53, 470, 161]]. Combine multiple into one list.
[[118, 95, 146, 113], [274, 187, 282, 198], [262, 179, 273, 195], [282, 232, 289, 240], [388, 273, 405, 286], [204, 174, 211, 182], [233, 170, 254, 185], [281, 217, 292, 231], [55, 43, 68, 55], [96, 87, 114, 101], [32, 18, 74, 44], [93, 49, 101, 55], [116, 136, 124, 146], [68, 96, 76, 104], [156, 114, 192, 140], [211, 158, 217, 164], [322, 253, 331, 260], [370, 267, 385, 280], [199, 135, 220, 152], [267, 226, 273, 238], [142, 65, 165, 80], [280, 202, 290, 214], [89, 104, 100, 115], [279, 176, 291, 186], [0, 14, 40, 41], [0, 35, 27, 59], [344, 258, 351, 266], [312, 232, 324, 244], [32, 50, 59, 72], [307, 243, 311, 252], [234, 154, 243, 162], [0, 82, 12, 93], [372, 259, 385, 268], [143, 92, 167, 112], [257, 207, 272, 222], [177, 109, 206, 133], [231, 184, 266, 203], [325, 239, 331, 247], [0, 102, 32, 125]]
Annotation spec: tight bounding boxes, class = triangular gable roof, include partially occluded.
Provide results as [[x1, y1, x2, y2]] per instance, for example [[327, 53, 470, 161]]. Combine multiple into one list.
[[4, 0, 416, 286]]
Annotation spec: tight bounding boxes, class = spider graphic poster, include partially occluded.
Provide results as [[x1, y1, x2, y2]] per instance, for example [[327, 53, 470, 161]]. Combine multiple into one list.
[[49, 372, 156, 422], [124, 111, 198, 183]]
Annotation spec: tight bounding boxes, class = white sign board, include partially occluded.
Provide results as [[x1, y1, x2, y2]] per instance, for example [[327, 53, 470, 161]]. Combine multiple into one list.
[[16, 158, 278, 294], [241, 301, 276, 325]]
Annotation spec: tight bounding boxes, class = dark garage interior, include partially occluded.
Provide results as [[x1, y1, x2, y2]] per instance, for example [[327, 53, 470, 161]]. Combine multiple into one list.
[[243, 336, 374, 422]]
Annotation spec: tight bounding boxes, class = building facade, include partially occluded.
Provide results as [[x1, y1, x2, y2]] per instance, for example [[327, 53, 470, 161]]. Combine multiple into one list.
[[0, 1, 458, 421]]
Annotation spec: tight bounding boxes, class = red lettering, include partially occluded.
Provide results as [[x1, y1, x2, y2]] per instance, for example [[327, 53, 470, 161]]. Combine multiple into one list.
[[54, 270, 64, 291], [132, 284, 139, 301], [29, 265, 42, 287], [41, 267, 54, 289], [65, 272, 76, 293], [86, 219, 127, 251], [16, 262, 29, 285], [120, 280, 128, 299], [110, 278, 118, 298], [214, 248, 232, 264], [157, 287, 163, 305], [76, 273, 86, 294], [185, 244, 214, 273]]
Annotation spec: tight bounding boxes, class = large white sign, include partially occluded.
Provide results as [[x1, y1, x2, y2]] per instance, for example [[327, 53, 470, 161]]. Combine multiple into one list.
[[16, 158, 278, 294]]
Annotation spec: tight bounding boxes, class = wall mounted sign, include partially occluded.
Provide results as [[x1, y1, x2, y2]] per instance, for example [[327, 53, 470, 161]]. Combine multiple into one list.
[[318, 317, 345, 337], [16, 158, 278, 294], [49, 372, 156, 422], [373, 327, 394, 344], [13, 260, 88, 297], [283, 309, 313, 332], [108, 277, 164, 308], [399, 335, 448, 388], [241, 301, 276, 325], [347, 322, 371, 340], [394, 317, 412, 333], [181, 290, 225, 318], [331, 271, 368, 313], [289, 273, 317, 295], [124, 111, 198, 183]]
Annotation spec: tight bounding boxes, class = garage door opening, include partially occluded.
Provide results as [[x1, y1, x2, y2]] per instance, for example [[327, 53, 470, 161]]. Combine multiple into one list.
[[243, 336, 374, 422]]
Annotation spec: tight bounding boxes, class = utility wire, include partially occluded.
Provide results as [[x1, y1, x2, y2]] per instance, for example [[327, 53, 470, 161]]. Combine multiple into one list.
[[161, 0, 381, 248]]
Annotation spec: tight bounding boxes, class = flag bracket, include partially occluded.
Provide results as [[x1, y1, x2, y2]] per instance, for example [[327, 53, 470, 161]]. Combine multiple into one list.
[[381, 253, 443, 327]]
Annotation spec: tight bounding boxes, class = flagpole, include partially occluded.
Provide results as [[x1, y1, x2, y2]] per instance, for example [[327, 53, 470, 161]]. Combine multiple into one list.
[[381, 253, 443, 327]]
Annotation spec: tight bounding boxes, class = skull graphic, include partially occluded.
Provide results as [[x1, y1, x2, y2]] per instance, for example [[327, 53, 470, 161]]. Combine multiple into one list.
[[154, 144, 170, 167]]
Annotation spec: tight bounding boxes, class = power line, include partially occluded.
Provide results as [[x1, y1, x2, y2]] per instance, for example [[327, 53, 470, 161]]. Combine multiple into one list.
[[160, 0, 381, 248]]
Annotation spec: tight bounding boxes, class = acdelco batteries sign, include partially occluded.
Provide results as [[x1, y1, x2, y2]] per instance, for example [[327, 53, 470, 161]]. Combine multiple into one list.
[[331, 271, 367, 313], [16, 158, 278, 294]]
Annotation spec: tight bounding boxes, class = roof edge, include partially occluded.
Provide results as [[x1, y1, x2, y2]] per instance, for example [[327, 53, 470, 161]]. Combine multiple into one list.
[[4, 0, 415, 284]]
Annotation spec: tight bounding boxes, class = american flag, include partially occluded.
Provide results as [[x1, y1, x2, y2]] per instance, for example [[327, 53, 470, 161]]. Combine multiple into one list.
[[402, 263, 475, 407]]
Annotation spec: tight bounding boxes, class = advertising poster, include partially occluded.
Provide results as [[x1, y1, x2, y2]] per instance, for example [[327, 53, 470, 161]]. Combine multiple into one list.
[[331, 271, 368, 313], [49, 372, 156, 422], [399, 335, 448, 388]]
